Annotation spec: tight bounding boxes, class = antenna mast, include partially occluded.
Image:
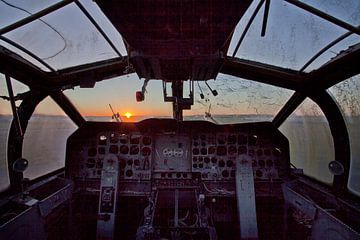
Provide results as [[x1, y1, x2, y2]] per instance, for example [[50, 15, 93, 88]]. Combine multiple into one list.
[[109, 104, 122, 122]]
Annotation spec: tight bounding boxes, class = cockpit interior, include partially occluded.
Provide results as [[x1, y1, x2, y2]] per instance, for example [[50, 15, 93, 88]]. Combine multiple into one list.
[[0, 0, 359, 240]]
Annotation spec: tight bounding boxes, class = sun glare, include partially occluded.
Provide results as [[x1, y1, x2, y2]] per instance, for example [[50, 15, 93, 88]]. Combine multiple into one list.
[[124, 112, 132, 119]]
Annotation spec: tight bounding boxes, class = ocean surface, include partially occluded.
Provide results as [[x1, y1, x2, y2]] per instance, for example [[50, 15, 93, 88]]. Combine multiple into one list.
[[0, 114, 359, 195]]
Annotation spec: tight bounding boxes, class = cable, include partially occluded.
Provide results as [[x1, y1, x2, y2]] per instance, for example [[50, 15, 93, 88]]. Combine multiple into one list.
[[0, 95, 10, 101], [290, 162, 298, 169], [197, 81, 205, 99], [1, 0, 67, 60], [201, 182, 234, 195], [179, 210, 189, 222]]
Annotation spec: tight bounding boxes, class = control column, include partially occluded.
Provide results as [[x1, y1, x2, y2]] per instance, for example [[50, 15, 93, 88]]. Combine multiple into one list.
[[236, 154, 258, 239], [97, 154, 119, 240]]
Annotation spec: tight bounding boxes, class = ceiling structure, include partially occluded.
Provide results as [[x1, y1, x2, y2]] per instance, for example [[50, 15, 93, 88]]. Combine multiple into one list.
[[0, 0, 358, 93]]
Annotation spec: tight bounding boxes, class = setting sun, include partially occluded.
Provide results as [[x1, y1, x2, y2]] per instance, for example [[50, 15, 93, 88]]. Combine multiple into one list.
[[124, 112, 132, 119]]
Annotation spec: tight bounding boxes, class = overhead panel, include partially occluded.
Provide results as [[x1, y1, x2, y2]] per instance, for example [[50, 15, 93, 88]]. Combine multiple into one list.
[[96, 0, 253, 81]]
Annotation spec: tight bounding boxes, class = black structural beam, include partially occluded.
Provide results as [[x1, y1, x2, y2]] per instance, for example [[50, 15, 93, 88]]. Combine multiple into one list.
[[261, 0, 271, 37], [221, 57, 304, 90], [1, 45, 133, 90], [50, 91, 86, 127], [5, 74, 23, 138], [306, 43, 360, 90], [0, 46, 50, 89], [0, 0, 74, 36], [272, 91, 306, 128], [51, 57, 133, 88], [0, 36, 55, 72]]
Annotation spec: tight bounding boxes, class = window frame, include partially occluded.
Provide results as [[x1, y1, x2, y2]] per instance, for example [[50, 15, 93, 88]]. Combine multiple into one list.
[[327, 75, 360, 196]]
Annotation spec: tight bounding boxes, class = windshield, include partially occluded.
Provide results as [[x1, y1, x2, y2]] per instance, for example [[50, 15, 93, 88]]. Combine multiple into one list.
[[0, 74, 29, 191], [63, 73, 294, 123]]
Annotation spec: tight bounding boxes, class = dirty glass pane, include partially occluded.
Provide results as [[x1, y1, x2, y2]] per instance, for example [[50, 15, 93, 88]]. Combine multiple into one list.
[[78, 0, 127, 55], [300, 0, 360, 26], [279, 98, 334, 184], [0, 74, 29, 191], [328, 74, 360, 195], [184, 73, 294, 124], [302, 34, 360, 72], [23, 97, 77, 180], [229, 0, 347, 70], [2, 1, 127, 71], [64, 73, 173, 122], [0, 0, 60, 29], [0, 40, 50, 72]]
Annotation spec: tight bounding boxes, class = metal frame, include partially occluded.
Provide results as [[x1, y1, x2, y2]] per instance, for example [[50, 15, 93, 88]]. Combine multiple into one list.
[[50, 91, 86, 127], [7, 91, 47, 192], [5, 74, 23, 138], [0, 36, 55, 72], [0, 46, 132, 90], [0, 45, 50, 89], [306, 43, 360, 90], [272, 92, 306, 128], [271, 90, 351, 193], [272, 88, 352, 193], [308, 91, 351, 193], [221, 57, 303, 91]]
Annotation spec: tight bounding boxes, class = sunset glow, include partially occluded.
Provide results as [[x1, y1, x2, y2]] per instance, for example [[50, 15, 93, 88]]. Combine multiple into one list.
[[124, 112, 132, 119]]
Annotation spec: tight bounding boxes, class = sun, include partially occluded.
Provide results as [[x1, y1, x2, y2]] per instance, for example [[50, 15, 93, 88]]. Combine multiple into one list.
[[124, 112, 132, 119]]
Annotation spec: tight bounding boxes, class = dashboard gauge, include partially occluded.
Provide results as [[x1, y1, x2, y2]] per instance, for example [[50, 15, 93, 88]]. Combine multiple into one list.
[[153, 135, 191, 171]]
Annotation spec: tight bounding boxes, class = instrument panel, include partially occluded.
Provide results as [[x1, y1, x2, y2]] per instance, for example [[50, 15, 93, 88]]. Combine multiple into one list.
[[65, 119, 289, 186], [76, 132, 152, 180], [191, 132, 287, 181]]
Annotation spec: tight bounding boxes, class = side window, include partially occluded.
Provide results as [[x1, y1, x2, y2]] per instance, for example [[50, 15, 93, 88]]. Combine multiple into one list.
[[23, 97, 77, 180], [0, 111, 11, 192], [328, 74, 360, 195], [0, 75, 29, 191], [279, 98, 334, 184]]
